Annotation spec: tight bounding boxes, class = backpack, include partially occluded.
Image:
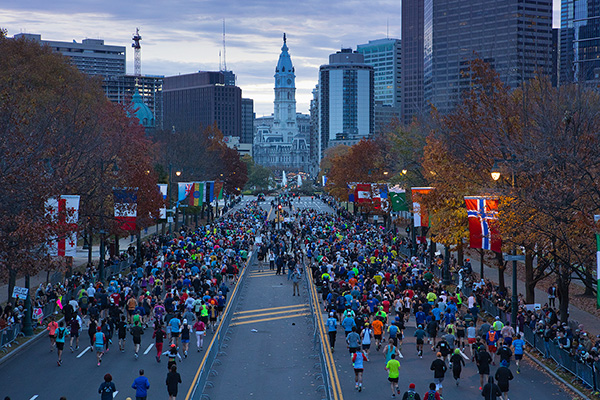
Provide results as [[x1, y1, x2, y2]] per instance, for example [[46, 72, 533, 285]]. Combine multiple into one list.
[[57, 327, 66, 340], [405, 392, 416, 400]]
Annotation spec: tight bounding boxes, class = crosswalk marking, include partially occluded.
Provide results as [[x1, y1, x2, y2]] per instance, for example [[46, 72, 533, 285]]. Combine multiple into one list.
[[235, 304, 307, 315], [29, 396, 38, 400], [143, 343, 154, 355], [230, 312, 311, 327], [77, 346, 91, 358], [232, 307, 309, 320], [113, 391, 119, 398]]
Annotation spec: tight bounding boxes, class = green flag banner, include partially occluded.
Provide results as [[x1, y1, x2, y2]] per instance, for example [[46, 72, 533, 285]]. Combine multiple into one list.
[[389, 191, 409, 212]]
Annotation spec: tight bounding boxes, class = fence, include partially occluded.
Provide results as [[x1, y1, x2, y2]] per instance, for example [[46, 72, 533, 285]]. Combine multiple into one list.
[[189, 250, 256, 400], [479, 296, 600, 391], [0, 323, 23, 353]]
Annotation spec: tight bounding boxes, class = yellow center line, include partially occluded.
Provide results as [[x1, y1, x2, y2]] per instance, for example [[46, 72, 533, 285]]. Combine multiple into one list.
[[233, 307, 309, 320], [236, 304, 307, 315], [230, 312, 311, 326]]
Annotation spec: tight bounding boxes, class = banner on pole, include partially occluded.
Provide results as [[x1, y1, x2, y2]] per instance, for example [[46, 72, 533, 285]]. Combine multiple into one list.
[[46, 195, 80, 257]]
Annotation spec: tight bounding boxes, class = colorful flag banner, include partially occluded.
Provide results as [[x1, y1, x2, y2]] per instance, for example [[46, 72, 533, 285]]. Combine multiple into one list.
[[158, 184, 168, 200], [389, 185, 409, 212], [464, 196, 502, 253], [371, 183, 389, 210], [190, 182, 204, 207], [178, 182, 193, 204], [348, 183, 357, 202], [205, 181, 215, 203], [322, 175, 328, 186], [412, 187, 433, 227], [355, 183, 372, 203], [214, 181, 224, 201], [46, 195, 80, 257], [114, 188, 138, 231]]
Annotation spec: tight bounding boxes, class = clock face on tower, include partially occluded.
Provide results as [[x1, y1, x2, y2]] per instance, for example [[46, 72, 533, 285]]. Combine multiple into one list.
[[287, 78, 292, 84]]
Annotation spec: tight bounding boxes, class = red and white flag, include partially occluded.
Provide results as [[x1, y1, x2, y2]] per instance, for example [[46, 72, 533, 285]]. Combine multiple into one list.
[[412, 187, 433, 227], [114, 188, 138, 231], [465, 196, 502, 253], [355, 183, 372, 203], [46, 195, 80, 257]]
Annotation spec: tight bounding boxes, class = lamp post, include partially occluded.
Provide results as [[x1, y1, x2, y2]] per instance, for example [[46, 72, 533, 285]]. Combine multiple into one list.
[[167, 164, 181, 233], [491, 159, 518, 326], [98, 160, 119, 283]]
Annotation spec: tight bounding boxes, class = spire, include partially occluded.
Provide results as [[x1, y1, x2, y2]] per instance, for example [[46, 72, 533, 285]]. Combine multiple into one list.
[[283, 32, 286, 44]]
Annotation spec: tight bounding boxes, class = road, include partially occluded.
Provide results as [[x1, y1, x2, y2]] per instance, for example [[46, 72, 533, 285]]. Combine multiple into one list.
[[0, 196, 577, 400]]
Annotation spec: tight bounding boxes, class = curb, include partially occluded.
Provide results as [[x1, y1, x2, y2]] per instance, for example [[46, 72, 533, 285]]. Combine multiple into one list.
[[0, 327, 49, 367], [525, 350, 591, 400]]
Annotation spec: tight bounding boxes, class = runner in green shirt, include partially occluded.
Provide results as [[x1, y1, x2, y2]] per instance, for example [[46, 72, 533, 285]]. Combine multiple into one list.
[[386, 353, 401, 397]]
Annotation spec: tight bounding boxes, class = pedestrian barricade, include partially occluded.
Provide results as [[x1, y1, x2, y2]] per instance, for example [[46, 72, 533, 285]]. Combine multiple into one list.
[[0, 322, 23, 352]]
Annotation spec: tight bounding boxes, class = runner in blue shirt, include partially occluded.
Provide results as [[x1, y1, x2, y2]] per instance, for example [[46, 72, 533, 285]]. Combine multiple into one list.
[[512, 333, 525, 373], [326, 312, 338, 351]]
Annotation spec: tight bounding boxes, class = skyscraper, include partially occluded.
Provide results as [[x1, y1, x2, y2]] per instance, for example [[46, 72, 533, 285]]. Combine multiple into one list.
[[318, 48, 374, 160], [163, 71, 242, 137], [402, 0, 553, 121], [241, 98, 254, 144], [14, 33, 125, 77], [357, 38, 402, 108], [560, 0, 600, 84]]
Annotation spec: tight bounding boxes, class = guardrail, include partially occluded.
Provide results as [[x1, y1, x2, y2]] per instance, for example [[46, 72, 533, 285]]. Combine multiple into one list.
[[0, 323, 23, 353], [187, 249, 256, 400], [306, 270, 334, 400], [479, 297, 600, 391]]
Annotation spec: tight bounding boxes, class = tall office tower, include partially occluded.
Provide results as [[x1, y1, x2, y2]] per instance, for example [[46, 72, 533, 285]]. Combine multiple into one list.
[[14, 33, 126, 77], [401, 0, 553, 122], [318, 48, 374, 160], [253, 34, 310, 171], [560, 0, 600, 84], [103, 74, 164, 130], [241, 98, 255, 144], [357, 38, 402, 108], [163, 71, 242, 137], [309, 86, 320, 176]]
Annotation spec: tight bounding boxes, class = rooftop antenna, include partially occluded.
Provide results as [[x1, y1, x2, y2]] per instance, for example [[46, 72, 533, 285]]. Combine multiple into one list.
[[132, 28, 142, 76], [222, 19, 227, 72], [387, 18, 389, 39], [219, 50, 222, 71]]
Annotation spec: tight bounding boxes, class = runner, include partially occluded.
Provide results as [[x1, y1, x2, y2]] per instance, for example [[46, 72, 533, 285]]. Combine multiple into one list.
[[346, 326, 361, 354], [181, 319, 191, 358], [98, 373, 117, 400], [430, 352, 447, 396], [153, 323, 166, 363], [193, 318, 206, 352], [69, 315, 80, 352], [163, 343, 182, 371], [383, 338, 401, 364], [360, 322, 373, 355], [449, 348, 465, 386], [372, 316, 384, 351], [475, 345, 493, 391], [166, 364, 182, 400], [55, 321, 68, 366], [385, 353, 401, 398], [351, 348, 368, 392], [400, 383, 421, 400], [130, 320, 144, 360], [494, 360, 514, 400], [481, 377, 502, 400], [131, 369, 150, 400], [414, 324, 426, 358], [117, 315, 127, 352], [47, 318, 58, 352], [511, 333, 525, 373], [94, 326, 106, 366], [422, 382, 442, 400]]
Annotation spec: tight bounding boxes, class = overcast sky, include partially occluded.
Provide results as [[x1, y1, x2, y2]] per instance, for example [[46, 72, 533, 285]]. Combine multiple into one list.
[[1, 0, 560, 116]]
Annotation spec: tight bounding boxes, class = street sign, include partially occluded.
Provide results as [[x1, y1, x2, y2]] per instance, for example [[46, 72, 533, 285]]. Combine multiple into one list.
[[504, 254, 526, 261], [12, 286, 29, 300], [167, 217, 174, 223]]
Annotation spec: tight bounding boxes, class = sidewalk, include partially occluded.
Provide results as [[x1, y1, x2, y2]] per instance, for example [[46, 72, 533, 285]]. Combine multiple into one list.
[[0, 223, 163, 306]]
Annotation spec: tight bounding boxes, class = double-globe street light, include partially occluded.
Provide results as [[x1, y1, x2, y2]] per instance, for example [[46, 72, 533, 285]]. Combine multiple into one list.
[[491, 158, 520, 327]]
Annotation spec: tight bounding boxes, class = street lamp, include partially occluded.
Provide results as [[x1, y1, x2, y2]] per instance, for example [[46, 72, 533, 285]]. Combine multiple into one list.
[[98, 161, 119, 283], [491, 158, 518, 327], [167, 164, 181, 233]]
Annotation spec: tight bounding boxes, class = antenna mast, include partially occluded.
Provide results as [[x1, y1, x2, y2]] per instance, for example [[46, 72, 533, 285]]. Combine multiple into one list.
[[222, 19, 227, 71], [132, 28, 142, 76]]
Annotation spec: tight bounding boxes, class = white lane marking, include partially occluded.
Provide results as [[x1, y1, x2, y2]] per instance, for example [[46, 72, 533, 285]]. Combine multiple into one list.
[[143, 343, 154, 355], [30, 396, 39, 400], [113, 390, 119, 398], [77, 346, 91, 358]]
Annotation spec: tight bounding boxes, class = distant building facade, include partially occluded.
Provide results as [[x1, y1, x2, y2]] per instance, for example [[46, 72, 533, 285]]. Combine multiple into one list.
[[163, 71, 242, 137], [401, 0, 553, 122], [14, 33, 125, 77], [241, 98, 255, 144], [104, 74, 163, 130], [318, 48, 374, 160], [253, 35, 311, 171], [560, 0, 600, 84]]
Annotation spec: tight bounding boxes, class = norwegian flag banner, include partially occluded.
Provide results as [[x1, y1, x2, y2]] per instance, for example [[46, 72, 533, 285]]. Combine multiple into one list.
[[465, 196, 502, 253], [46, 195, 80, 257], [412, 187, 433, 227]]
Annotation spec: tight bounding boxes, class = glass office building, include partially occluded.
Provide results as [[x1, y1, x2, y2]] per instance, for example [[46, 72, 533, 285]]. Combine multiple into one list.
[[561, 0, 600, 84]]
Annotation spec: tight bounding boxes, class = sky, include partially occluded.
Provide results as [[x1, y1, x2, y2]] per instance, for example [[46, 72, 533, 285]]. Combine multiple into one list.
[[0, 0, 561, 117]]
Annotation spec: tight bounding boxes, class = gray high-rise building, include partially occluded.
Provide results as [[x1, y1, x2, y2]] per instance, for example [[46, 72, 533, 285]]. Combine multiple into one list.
[[402, 0, 553, 121], [357, 38, 402, 108], [318, 48, 374, 161], [241, 98, 254, 144], [163, 71, 242, 137], [14, 33, 126, 77], [560, 0, 600, 84]]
